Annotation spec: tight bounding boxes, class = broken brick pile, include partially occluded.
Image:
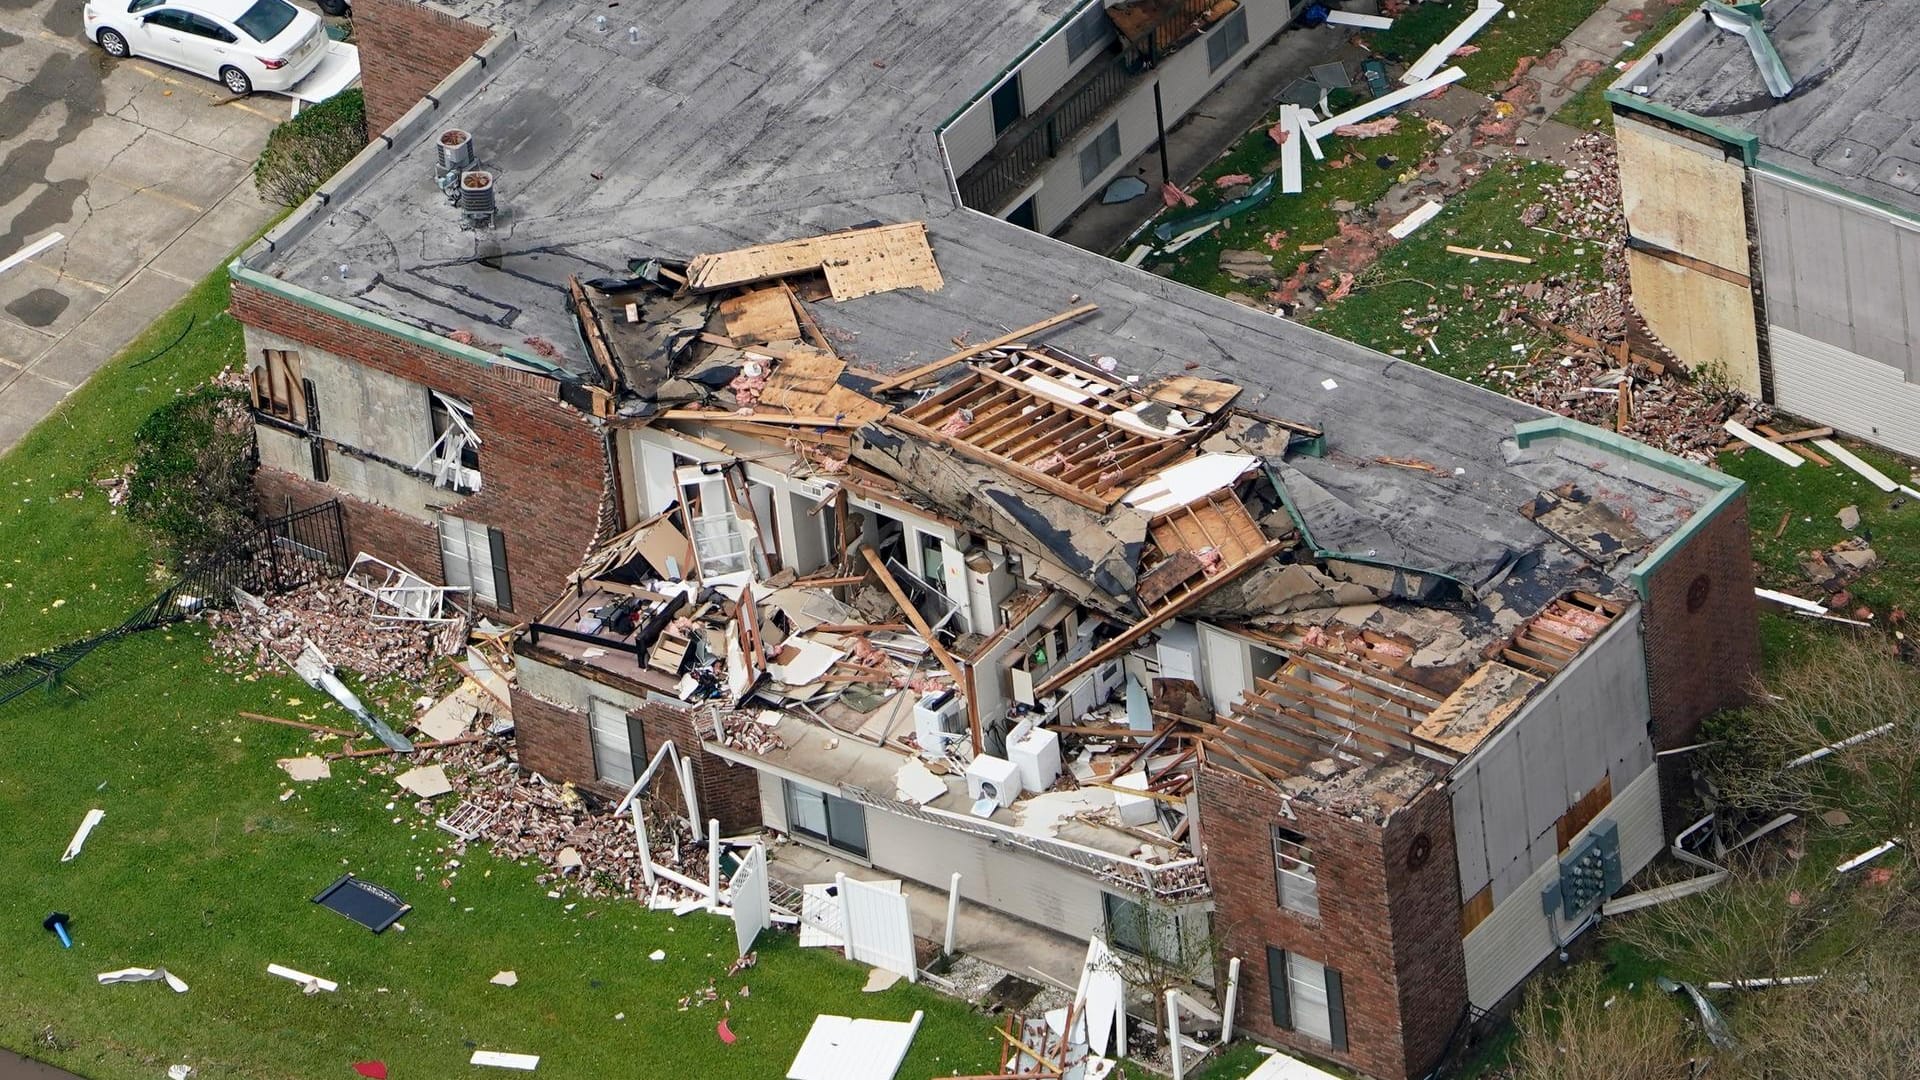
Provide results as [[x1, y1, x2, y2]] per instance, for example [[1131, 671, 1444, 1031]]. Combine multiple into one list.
[[205, 577, 469, 684]]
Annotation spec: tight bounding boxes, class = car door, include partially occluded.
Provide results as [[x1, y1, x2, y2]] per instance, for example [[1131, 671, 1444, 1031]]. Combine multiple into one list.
[[181, 12, 242, 76], [132, 8, 195, 67]]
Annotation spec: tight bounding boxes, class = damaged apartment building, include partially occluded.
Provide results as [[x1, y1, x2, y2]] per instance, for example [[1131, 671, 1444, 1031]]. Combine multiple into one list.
[[1607, 0, 1920, 459], [227, 1, 1761, 1077]]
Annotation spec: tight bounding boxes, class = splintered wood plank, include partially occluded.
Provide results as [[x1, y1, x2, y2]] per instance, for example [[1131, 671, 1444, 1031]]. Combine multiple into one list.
[[717, 287, 802, 343], [1137, 550, 1203, 607], [816, 385, 890, 425], [685, 223, 943, 299]]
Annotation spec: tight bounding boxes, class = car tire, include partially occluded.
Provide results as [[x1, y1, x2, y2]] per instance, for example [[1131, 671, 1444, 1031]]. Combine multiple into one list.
[[316, 0, 350, 14], [220, 65, 252, 95], [98, 28, 130, 57]]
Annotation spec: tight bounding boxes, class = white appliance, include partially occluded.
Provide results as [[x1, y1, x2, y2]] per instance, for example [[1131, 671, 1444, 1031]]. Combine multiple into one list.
[[965, 754, 1022, 807], [965, 548, 1016, 634], [1111, 771, 1158, 827], [913, 689, 966, 755], [1006, 720, 1062, 794]]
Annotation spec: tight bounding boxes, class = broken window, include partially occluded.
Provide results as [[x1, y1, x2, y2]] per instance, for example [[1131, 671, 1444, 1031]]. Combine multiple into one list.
[[1206, 7, 1248, 73], [1272, 826, 1320, 919], [250, 348, 308, 426], [423, 391, 481, 493], [439, 514, 511, 610], [588, 698, 644, 788]]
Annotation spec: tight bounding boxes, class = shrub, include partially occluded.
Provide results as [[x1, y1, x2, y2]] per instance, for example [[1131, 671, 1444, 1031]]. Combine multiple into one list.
[[126, 386, 256, 565], [253, 88, 367, 207]]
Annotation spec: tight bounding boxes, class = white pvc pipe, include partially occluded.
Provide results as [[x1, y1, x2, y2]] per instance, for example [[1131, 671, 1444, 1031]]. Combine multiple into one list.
[[1219, 956, 1242, 1045], [707, 818, 722, 912], [629, 800, 657, 894], [1166, 989, 1185, 1080], [944, 873, 962, 956]]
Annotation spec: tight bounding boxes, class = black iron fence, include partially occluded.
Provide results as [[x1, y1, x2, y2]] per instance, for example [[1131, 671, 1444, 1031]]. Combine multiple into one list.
[[959, 53, 1134, 212], [0, 501, 347, 708]]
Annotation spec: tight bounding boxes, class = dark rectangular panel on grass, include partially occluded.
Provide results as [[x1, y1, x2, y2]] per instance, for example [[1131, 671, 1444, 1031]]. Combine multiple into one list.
[[313, 875, 411, 933]]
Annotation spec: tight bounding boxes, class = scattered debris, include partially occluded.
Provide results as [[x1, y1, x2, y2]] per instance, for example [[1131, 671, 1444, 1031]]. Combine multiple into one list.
[[1387, 200, 1443, 239], [491, 970, 519, 987], [312, 874, 411, 934], [470, 1051, 540, 1071], [267, 963, 337, 994], [788, 1012, 924, 1080], [96, 967, 189, 993], [1445, 244, 1532, 264], [279, 756, 332, 782], [61, 808, 104, 862], [396, 764, 454, 799], [43, 912, 72, 949], [1837, 505, 1860, 530]]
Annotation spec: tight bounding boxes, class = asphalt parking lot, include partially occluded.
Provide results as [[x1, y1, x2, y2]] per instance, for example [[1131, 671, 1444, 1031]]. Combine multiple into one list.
[[0, 0, 286, 454]]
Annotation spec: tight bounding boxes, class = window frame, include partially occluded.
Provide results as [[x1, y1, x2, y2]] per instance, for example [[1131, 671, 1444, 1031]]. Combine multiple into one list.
[[1271, 826, 1321, 919], [782, 780, 869, 859], [587, 698, 644, 789], [1267, 948, 1349, 1051], [1079, 121, 1121, 187], [438, 513, 511, 610], [1206, 7, 1249, 74], [425, 391, 482, 494], [250, 348, 307, 426]]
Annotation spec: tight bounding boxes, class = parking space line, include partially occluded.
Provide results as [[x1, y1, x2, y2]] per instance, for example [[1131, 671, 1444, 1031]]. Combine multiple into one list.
[[121, 60, 284, 120]]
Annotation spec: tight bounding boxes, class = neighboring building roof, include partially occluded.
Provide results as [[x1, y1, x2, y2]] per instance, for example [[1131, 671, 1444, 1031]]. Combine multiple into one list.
[[1616, 0, 1920, 217]]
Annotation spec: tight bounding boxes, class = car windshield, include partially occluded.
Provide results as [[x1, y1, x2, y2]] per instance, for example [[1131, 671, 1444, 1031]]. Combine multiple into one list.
[[232, 0, 297, 41]]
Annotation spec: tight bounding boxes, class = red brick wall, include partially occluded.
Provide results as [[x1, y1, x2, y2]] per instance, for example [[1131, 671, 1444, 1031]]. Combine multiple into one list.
[[256, 464, 443, 583], [1639, 492, 1760, 831], [638, 702, 763, 836], [1640, 492, 1760, 748], [509, 678, 762, 835], [233, 281, 606, 619], [513, 688, 597, 788], [353, 0, 492, 136], [1198, 768, 1466, 1080]]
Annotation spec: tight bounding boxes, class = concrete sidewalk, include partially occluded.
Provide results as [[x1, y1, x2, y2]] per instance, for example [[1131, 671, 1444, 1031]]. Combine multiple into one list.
[[0, 0, 282, 456]]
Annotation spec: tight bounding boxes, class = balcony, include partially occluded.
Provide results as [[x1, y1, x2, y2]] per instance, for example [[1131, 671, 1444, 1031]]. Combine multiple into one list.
[[955, 0, 1242, 214]]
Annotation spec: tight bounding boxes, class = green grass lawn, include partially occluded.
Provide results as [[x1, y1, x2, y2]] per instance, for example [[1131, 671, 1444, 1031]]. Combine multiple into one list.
[[1365, 0, 1611, 91], [0, 272, 247, 662], [1137, 112, 1444, 294], [1301, 157, 1604, 380], [1555, 0, 1693, 130], [1718, 439, 1920, 664], [0, 629, 1003, 1080]]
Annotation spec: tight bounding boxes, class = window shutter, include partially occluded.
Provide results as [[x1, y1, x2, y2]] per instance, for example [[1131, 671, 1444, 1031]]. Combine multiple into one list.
[[1325, 966, 1348, 1052], [488, 526, 513, 612], [1266, 946, 1291, 1028], [626, 712, 647, 781]]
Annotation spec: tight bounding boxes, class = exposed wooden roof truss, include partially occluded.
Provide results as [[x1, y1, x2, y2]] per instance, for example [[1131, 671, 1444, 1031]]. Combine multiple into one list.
[[1501, 591, 1623, 677], [1204, 646, 1460, 784], [884, 349, 1212, 510]]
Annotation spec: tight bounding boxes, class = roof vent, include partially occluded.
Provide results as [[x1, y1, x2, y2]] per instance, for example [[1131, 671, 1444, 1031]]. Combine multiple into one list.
[[437, 129, 474, 173], [459, 170, 497, 227]]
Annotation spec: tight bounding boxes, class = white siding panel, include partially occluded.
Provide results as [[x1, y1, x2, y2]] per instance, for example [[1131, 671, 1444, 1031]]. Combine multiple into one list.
[[1463, 764, 1664, 1008], [944, 96, 998, 177], [1476, 734, 1529, 904], [862, 800, 1106, 938], [1451, 767, 1491, 901], [1020, 34, 1074, 108], [1771, 325, 1920, 458]]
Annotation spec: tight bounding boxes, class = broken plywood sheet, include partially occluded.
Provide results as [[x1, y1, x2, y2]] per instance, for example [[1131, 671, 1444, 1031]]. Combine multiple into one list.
[[1144, 374, 1243, 414], [279, 756, 332, 782], [686, 223, 943, 301], [396, 764, 454, 799], [1521, 487, 1649, 564], [414, 694, 477, 743], [759, 348, 846, 411], [1413, 661, 1542, 753], [894, 758, 948, 805], [718, 287, 802, 343], [1124, 453, 1258, 515]]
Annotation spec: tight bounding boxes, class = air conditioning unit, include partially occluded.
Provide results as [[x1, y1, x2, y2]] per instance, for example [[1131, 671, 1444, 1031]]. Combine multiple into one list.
[[913, 689, 966, 756], [965, 755, 1022, 808], [1006, 720, 1062, 794]]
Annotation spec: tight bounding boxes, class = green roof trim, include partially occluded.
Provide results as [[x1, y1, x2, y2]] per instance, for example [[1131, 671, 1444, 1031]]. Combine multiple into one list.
[[1702, 0, 1793, 99], [1607, 89, 1760, 165], [228, 260, 511, 371], [1513, 417, 1745, 602]]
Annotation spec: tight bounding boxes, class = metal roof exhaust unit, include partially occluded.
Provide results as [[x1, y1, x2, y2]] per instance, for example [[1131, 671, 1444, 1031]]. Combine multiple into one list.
[[437, 129, 474, 174], [459, 170, 497, 228]]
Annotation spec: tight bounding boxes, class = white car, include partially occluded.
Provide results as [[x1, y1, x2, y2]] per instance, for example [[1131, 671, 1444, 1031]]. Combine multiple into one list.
[[83, 0, 329, 96]]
